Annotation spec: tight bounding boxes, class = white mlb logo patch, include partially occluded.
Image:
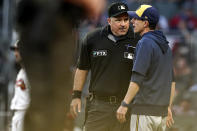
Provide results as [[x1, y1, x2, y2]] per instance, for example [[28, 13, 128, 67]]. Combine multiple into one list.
[[124, 52, 134, 59]]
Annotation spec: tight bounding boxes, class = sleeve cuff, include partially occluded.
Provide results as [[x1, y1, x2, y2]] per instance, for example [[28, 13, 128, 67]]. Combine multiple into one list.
[[131, 71, 144, 86]]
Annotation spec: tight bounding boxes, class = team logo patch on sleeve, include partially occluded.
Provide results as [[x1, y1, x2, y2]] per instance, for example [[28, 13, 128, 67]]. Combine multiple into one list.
[[16, 79, 26, 90], [92, 50, 107, 57]]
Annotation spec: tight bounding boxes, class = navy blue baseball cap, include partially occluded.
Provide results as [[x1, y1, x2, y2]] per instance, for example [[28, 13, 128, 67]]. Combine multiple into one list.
[[128, 5, 159, 26], [108, 2, 128, 17]]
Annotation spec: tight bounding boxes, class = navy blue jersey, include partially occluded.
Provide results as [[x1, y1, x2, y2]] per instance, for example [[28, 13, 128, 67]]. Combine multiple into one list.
[[131, 30, 173, 116]]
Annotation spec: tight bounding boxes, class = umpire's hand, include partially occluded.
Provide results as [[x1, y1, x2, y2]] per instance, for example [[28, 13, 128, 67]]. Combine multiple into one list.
[[70, 98, 81, 118], [116, 106, 128, 123]]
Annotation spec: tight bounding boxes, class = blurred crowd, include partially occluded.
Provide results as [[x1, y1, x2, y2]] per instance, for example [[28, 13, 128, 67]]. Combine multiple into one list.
[[0, 0, 197, 131]]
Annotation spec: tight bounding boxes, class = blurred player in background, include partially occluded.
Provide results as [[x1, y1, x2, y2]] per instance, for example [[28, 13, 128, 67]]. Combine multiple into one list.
[[10, 40, 30, 131]]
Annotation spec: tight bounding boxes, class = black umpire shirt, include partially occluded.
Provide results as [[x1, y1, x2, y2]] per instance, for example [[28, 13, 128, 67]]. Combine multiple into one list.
[[77, 25, 139, 98]]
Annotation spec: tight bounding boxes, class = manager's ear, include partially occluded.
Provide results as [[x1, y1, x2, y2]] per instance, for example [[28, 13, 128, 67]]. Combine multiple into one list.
[[144, 20, 149, 28]]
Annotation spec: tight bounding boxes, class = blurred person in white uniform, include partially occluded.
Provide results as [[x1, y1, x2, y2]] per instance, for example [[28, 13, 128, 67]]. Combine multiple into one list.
[[10, 40, 30, 131]]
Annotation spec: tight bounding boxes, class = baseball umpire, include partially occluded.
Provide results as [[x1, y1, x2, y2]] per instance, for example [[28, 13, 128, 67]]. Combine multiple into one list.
[[70, 2, 139, 131]]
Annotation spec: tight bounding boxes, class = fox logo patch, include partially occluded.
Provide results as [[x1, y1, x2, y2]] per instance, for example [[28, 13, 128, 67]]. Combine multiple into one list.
[[92, 50, 107, 57]]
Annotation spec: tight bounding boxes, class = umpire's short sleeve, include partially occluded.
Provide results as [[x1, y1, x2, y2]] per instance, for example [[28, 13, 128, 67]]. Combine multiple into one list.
[[77, 35, 90, 70]]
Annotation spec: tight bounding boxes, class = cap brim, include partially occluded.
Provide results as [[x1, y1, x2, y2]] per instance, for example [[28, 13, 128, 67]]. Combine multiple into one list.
[[127, 11, 139, 19], [10, 46, 17, 51], [111, 11, 128, 17]]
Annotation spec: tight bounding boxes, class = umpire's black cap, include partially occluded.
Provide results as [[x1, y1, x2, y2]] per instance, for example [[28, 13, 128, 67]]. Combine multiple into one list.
[[108, 2, 128, 17]]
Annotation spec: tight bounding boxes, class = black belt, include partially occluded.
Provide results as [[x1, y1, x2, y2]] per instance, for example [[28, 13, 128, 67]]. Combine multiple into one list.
[[88, 93, 122, 104]]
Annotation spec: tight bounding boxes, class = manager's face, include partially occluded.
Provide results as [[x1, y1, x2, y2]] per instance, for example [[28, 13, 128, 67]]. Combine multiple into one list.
[[131, 18, 147, 36]]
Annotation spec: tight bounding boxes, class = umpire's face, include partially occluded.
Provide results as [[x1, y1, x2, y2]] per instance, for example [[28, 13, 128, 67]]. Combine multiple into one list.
[[108, 13, 129, 36]]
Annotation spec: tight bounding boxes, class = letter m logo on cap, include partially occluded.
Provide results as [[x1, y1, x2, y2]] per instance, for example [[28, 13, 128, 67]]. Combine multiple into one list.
[[136, 5, 152, 17]]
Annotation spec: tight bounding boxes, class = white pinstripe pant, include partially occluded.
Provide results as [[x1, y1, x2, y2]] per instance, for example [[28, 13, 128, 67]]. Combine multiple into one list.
[[11, 110, 26, 131], [130, 114, 167, 131]]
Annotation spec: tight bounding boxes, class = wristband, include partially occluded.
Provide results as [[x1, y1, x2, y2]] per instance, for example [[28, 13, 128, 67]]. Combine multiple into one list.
[[72, 90, 82, 99], [121, 101, 130, 108]]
